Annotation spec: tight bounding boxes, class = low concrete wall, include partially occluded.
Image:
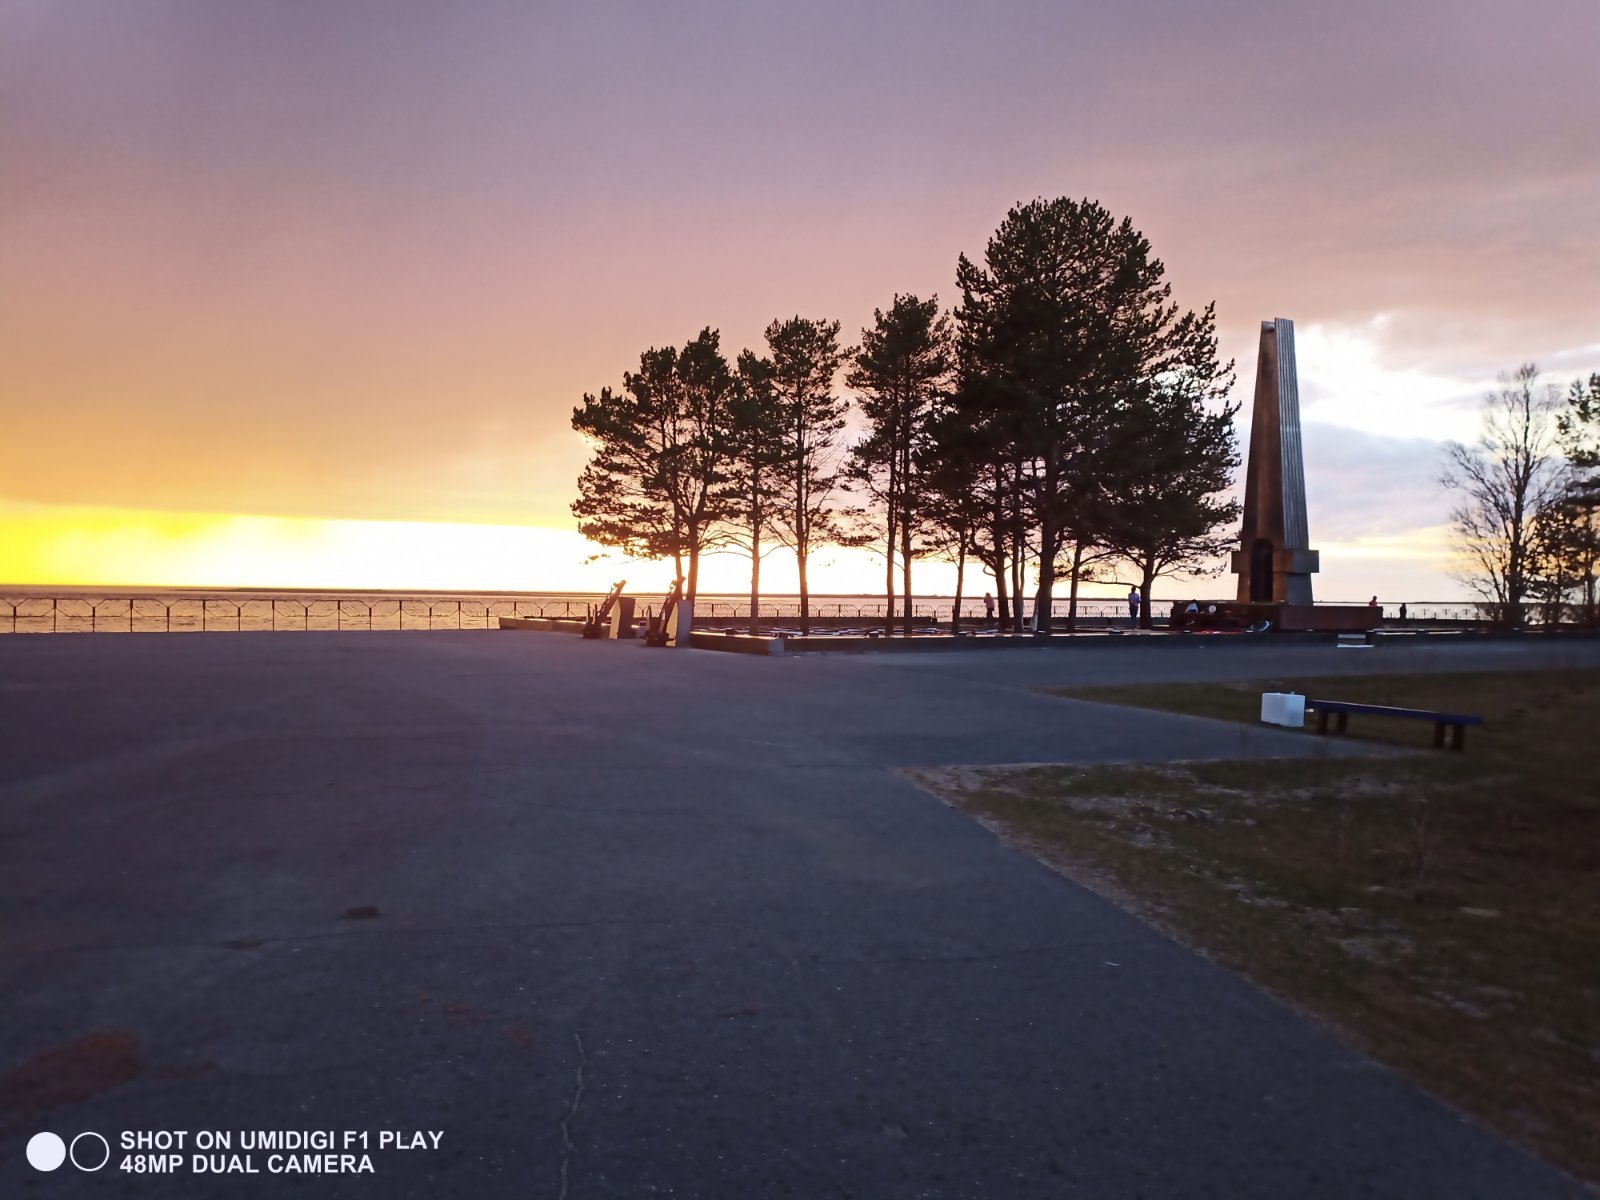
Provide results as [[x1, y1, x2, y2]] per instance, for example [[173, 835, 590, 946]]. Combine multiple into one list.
[[687, 631, 784, 656], [497, 616, 588, 634], [695, 614, 945, 633], [500, 612, 1551, 655]]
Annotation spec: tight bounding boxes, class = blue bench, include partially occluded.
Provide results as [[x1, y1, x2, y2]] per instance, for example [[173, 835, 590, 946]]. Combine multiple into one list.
[[1305, 699, 1483, 750]]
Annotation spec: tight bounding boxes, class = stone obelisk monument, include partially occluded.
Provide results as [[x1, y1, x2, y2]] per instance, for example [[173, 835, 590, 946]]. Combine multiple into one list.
[[1233, 318, 1319, 605]]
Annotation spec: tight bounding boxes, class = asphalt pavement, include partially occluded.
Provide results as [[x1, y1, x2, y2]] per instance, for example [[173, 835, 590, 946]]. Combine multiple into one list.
[[1, 631, 1592, 1198]]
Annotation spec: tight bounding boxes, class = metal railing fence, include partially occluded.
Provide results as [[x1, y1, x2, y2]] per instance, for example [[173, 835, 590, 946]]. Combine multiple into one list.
[[0, 595, 1502, 634]]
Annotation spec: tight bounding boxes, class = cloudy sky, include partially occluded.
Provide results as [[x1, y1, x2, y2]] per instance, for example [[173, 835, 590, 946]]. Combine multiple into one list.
[[3, 0, 1597, 597]]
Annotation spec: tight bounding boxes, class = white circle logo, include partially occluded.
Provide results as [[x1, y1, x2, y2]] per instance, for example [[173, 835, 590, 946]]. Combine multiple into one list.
[[26, 1132, 66, 1171], [70, 1132, 111, 1171]]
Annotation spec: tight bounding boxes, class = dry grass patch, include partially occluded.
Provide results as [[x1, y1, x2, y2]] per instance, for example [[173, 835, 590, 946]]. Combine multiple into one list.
[[908, 668, 1600, 1182]]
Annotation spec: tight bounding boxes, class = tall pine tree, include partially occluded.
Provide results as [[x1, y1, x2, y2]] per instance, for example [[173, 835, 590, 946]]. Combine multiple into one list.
[[1104, 336, 1239, 627], [571, 328, 739, 602], [847, 295, 953, 635], [766, 316, 851, 634], [955, 198, 1235, 633], [723, 350, 787, 634]]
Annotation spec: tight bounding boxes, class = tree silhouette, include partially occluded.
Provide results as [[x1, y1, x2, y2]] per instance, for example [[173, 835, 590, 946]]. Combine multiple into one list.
[[1441, 364, 1565, 627], [847, 295, 953, 635], [1536, 372, 1600, 624], [955, 197, 1234, 632], [571, 328, 739, 602], [722, 350, 787, 634], [1103, 305, 1239, 627], [765, 316, 852, 635]]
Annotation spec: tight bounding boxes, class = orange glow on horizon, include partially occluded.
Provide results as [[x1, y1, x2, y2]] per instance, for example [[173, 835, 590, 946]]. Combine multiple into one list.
[[0, 500, 649, 593], [0, 499, 1456, 600], [0, 499, 981, 596]]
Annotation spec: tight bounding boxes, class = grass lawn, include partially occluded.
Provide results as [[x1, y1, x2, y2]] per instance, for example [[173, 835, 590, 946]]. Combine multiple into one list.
[[906, 669, 1600, 1182]]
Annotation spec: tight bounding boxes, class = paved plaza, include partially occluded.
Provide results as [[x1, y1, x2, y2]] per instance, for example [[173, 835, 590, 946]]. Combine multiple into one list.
[[1, 632, 1593, 1197]]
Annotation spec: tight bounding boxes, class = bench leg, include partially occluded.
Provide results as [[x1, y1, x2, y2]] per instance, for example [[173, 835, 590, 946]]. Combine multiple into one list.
[[1433, 722, 1446, 748], [1316, 710, 1329, 735], [1451, 724, 1465, 751], [1336, 712, 1349, 735]]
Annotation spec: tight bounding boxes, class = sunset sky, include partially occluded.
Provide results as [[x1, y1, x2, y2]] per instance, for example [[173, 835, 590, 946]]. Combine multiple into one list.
[[3, 1, 1597, 599]]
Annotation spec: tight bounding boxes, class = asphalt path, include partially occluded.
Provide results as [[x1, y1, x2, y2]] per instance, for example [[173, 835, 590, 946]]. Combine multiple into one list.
[[1, 632, 1592, 1198]]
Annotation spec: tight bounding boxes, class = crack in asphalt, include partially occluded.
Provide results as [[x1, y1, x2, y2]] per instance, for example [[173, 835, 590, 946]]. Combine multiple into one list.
[[557, 1030, 587, 1200]]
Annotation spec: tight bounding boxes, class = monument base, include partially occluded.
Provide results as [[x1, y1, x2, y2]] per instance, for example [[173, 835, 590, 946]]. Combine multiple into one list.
[[1182, 602, 1376, 633], [1266, 604, 1377, 632]]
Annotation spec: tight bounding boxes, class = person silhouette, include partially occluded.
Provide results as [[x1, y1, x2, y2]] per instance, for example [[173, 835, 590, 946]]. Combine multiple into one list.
[[983, 592, 995, 622]]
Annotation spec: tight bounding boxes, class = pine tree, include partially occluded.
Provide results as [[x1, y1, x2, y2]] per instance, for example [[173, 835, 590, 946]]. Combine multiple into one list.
[[1102, 304, 1239, 627], [765, 316, 852, 635], [921, 399, 995, 634], [847, 295, 953, 635], [934, 368, 1030, 630], [723, 351, 787, 635], [571, 328, 739, 602], [1541, 372, 1600, 624], [955, 198, 1224, 634]]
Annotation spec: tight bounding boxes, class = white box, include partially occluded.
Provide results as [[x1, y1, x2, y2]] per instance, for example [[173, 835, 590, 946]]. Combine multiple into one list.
[[1280, 693, 1305, 727], [1260, 692, 1306, 727]]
